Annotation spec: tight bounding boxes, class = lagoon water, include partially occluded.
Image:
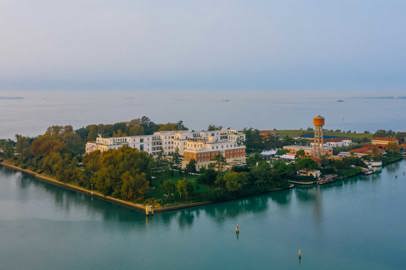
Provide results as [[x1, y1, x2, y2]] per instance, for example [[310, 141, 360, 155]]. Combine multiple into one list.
[[1, 90, 406, 269], [0, 161, 405, 270], [0, 90, 406, 138]]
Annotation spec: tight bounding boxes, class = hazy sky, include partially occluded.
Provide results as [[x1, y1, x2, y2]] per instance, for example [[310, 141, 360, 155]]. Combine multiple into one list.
[[1, 0, 405, 91]]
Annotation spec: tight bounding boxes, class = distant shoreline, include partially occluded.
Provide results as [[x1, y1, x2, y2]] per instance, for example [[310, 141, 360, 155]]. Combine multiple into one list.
[[0, 96, 24, 100]]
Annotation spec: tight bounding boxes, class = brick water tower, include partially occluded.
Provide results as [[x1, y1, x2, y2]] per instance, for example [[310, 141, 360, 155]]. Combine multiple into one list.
[[312, 115, 325, 158]]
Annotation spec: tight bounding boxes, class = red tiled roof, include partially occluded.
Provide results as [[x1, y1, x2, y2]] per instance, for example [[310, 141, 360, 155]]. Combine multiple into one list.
[[372, 137, 398, 142], [350, 144, 383, 154]]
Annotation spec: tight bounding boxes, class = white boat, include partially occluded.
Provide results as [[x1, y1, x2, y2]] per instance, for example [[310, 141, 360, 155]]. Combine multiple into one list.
[[370, 161, 383, 168]]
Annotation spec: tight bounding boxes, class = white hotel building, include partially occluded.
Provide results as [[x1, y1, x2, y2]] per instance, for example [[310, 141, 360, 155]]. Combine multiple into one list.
[[85, 129, 246, 170]]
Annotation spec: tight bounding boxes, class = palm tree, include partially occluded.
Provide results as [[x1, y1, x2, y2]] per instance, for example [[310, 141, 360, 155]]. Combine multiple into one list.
[[213, 154, 226, 172]]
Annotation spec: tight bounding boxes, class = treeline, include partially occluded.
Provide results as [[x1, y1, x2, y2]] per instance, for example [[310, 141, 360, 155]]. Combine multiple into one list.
[[0, 139, 15, 159], [77, 116, 188, 142], [12, 126, 85, 185], [3, 120, 404, 206], [10, 116, 187, 161], [83, 147, 153, 200], [1, 117, 188, 202], [320, 157, 365, 178], [7, 123, 294, 204], [243, 128, 297, 154], [158, 153, 334, 204], [159, 159, 293, 203], [10, 123, 160, 201], [244, 128, 406, 154], [374, 130, 406, 143], [10, 127, 157, 201]]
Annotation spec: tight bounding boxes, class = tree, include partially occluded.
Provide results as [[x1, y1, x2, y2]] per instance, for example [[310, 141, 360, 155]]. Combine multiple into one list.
[[128, 119, 145, 136], [161, 180, 176, 200], [220, 171, 247, 193], [249, 161, 272, 190], [213, 154, 226, 172], [271, 160, 295, 182], [387, 143, 401, 154], [93, 168, 113, 195], [374, 129, 395, 137], [276, 149, 288, 156], [243, 128, 264, 153], [171, 150, 181, 169], [158, 120, 188, 131], [208, 125, 222, 131], [15, 135, 32, 165], [86, 125, 99, 141], [84, 146, 153, 199], [176, 179, 194, 200], [295, 158, 319, 171], [246, 153, 264, 168], [0, 139, 15, 159], [120, 172, 149, 200], [176, 120, 188, 130], [295, 149, 306, 159], [140, 116, 158, 134], [371, 145, 383, 160], [185, 159, 197, 173], [198, 167, 217, 185]]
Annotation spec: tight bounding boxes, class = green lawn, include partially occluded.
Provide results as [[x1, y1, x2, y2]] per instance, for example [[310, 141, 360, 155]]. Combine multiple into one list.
[[273, 129, 373, 140]]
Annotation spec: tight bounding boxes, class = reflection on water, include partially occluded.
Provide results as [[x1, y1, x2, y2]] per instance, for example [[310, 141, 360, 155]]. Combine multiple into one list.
[[386, 161, 401, 174], [2, 162, 406, 270], [2, 161, 405, 231], [295, 186, 323, 223], [203, 195, 271, 223], [269, 189, 293, 205]]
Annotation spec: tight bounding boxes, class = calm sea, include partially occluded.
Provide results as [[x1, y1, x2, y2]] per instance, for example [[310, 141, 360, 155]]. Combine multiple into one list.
[[0, 90, 405, 139], [0, 161, 405, 269], [0, 90, 406, 269]]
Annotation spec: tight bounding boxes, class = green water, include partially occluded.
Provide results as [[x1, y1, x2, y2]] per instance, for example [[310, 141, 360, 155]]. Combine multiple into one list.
[[0, 161, 405, 270]]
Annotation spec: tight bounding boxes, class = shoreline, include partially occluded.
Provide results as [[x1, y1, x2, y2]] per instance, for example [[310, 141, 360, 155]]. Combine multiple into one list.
[[2, 157, 401, 213], [0, 161, 149, 212], [0, 160, 293, 214]]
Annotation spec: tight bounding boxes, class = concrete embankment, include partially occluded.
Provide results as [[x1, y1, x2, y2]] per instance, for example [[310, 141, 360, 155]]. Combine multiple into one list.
[[0, 161, 294, 214], [0, 161, 148, 213], [0, 161, 217, 213]]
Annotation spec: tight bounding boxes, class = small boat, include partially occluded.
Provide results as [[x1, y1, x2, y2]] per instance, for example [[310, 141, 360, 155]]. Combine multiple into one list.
[[235, 224, 240, 234]]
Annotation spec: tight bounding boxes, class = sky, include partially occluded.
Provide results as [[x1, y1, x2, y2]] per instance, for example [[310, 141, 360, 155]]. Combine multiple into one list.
[[1, 0, 406, 91]]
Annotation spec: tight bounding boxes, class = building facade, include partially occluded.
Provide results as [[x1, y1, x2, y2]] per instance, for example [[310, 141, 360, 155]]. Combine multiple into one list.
[[181, 135, 246, 170], [371, 137, 399, 147], [85, 129, 246, 170], [323, 138, 353, 148], [283, 145, 333, 158]]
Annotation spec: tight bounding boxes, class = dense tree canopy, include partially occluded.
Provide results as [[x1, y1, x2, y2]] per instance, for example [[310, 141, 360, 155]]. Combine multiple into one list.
[[77, 116, 188, 142], [7, 117, 187, 202], [4, 119, 402, 206], [83, 147, 153, 199]]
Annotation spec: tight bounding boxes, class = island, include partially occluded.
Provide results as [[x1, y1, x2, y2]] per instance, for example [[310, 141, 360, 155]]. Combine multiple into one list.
[[0, 116, 404, 214]]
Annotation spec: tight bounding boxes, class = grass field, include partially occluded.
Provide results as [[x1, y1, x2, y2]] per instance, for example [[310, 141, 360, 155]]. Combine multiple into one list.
[[273, 129, 373, 140]]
